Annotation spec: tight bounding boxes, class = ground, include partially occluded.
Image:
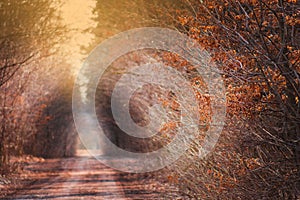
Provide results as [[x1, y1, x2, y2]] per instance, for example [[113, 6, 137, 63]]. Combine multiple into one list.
[[0, 150, 182, 199]]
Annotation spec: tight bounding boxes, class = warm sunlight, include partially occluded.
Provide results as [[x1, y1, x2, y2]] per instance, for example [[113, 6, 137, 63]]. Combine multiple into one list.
[[58, 0, 97, 71], [1, 0, 299, 199]]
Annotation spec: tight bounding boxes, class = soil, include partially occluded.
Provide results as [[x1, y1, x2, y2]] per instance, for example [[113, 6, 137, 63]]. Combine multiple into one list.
[[0, 150, 182, 199]]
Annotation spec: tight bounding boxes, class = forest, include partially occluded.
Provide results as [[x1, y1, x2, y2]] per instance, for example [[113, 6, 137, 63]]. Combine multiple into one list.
[[0, 0, 299, 199]]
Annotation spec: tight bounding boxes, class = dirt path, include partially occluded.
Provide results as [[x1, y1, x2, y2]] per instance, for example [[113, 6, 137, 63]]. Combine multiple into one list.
[[2, 151, 180, 199]]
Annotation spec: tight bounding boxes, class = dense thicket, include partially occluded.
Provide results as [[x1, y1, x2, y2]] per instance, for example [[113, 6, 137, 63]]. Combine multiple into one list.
[[167, 0, 299, 199], [0, 0, 75, 173]]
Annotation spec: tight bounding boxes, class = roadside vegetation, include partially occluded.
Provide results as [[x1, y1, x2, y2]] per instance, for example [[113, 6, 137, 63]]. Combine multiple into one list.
[[0, 0, 299, 199]]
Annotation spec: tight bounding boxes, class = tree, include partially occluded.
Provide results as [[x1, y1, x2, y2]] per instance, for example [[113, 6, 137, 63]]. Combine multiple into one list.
[[0, 0, 67, 172], [171, 0, 299, 198]]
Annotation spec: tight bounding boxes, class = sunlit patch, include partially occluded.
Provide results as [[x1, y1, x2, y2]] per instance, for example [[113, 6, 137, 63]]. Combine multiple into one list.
[[56, 0, 97, 72]]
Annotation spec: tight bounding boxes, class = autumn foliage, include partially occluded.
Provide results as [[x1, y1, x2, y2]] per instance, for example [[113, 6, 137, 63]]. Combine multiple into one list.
[[0, 1, 76, 173], [0, 0, 299, 199], [164, 0, 299, 199]]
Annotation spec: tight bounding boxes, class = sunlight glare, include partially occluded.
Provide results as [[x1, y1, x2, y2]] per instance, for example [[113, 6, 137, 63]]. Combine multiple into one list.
[[58, 0, 97, 72]]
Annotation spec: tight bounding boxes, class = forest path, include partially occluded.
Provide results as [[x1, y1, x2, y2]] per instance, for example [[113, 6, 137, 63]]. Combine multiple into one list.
[[2, 150, 179, 199]]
